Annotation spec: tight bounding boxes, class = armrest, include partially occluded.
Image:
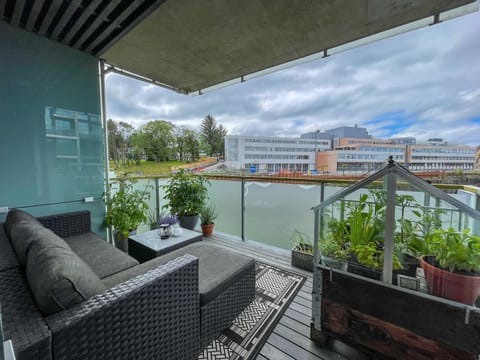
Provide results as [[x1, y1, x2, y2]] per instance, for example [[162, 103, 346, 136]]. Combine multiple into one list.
[[37, 210, 91, 238], [46, 254, 201, 360]]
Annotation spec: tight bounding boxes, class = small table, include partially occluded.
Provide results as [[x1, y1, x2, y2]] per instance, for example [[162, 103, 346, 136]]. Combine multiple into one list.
[[128, 228, 202, 263]]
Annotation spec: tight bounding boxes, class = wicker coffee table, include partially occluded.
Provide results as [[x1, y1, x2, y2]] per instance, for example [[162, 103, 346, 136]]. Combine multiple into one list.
[[128, 228, 202, 263]]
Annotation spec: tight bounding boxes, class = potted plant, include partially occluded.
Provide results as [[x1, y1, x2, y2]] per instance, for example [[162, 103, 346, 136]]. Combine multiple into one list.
[[291, 228, 314, 271], [104, 178, 151, 252], [199, 203, 218, 236], [345, 192, 403, 280], [419, 227, 480, 305], [162, 169, 210, 230]]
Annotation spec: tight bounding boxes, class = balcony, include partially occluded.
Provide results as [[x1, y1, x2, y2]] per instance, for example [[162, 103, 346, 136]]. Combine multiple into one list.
[[111, 168, 480, 358]]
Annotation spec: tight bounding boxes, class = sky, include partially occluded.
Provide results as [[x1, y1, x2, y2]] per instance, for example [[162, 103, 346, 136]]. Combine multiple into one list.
[[105, 11, 480, 146]]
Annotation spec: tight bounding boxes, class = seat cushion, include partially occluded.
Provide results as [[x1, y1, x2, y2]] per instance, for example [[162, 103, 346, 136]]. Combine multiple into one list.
[[65, 232, 139, 279], [26, 232, 105, 315], [102, 242, 254, 306]]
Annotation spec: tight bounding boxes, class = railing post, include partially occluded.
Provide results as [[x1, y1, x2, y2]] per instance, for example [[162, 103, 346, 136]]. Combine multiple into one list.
[[155, 178, 160, 223], [312, 208, 322, 330], [241, 178, 245, 241]]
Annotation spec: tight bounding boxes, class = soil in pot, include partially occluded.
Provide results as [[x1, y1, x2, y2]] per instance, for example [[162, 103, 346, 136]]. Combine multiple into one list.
[[420, 255, 480, 305]]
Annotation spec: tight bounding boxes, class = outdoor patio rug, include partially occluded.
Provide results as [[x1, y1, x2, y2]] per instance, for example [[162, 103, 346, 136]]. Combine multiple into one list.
[[199, 262, 306, 360]]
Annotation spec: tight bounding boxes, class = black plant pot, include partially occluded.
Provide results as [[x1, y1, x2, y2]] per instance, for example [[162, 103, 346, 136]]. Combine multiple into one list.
[[347, 255, 419, 285], [179, 215, 199, 230]]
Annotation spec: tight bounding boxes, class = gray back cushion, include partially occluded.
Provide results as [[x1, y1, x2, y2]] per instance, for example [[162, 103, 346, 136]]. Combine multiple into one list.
[[26, 230, 105, 315], [4, 209, 42, 239], [10, 221, 68, 266]]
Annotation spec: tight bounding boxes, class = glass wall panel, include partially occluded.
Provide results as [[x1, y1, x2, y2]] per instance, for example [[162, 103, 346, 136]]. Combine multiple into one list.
[[0, 23, 103, 220], [244, 182, 320, 250], [206, 179, 242, 238]]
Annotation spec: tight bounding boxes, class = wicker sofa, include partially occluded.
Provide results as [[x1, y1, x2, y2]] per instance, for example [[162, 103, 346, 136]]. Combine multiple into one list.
[[0, 209, 255, 360]]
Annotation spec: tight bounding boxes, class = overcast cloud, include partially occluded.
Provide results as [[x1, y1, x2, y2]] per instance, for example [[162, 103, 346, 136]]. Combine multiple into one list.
[[106, 12, 480, 146]]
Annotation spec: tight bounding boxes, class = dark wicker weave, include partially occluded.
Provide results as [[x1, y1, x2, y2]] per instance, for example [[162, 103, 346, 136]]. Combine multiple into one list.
[[200, 263, 256, 347], [37, 210, 91, 238], [47, 255, 200, 360], [0, 224, 19, 271], [0, 268, 51, 360]]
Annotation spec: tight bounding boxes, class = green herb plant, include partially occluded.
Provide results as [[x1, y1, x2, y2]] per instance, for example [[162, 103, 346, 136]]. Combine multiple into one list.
[[200, 203, 218, 225], [423, 228, 480, 274], [290, 228, 313, 254], [104, 179, 151, 238], [162, 169, 210, 216]]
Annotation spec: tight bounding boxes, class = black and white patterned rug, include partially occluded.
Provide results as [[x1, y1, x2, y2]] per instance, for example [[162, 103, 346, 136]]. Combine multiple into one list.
[[199, 262, 306, 360]]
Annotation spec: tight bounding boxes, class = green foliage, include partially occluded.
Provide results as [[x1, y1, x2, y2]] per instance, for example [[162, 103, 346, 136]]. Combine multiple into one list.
[[422, 228, 480, 273], [200, 114, 228, 156], [107, 119, 134, 161], [320, 218, 349, 259], [104, 179, 151, 238], [344, 192, 402, 270], [133, 120, 176, 161], [162, 169, 210, 216], [200, 203, 218, 224], [290, 228, 313, 254]]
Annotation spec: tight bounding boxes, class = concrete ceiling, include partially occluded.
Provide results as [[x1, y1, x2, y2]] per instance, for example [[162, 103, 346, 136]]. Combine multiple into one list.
[[100, 0, 477, 94]]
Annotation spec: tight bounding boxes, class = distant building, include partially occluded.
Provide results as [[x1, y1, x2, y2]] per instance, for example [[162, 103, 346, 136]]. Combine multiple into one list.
[[225, 135, 330, 172], [317, 143, 406, 173], [301, 125, 372, 149], [226, 130, 476, 174], [407, 140, 476, 172]]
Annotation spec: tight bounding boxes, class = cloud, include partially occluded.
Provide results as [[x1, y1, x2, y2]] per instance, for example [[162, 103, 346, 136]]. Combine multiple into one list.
[[106, 12, 480, 146]]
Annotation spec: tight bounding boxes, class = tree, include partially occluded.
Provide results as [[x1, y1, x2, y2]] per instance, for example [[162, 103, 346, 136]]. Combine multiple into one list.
[[200, 114, 228, 156], [135, 120, 176, 161], [107, 119, 134, 162], [175, 127, 200, 161]]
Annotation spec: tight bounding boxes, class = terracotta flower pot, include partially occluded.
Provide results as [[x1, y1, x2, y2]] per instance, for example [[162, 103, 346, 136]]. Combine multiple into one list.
[[420, 255, 480, 305], [201, 223, 215, 236]]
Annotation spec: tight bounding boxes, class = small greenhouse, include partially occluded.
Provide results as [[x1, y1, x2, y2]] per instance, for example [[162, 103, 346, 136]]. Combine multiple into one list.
[[311, 158, 480, 359]]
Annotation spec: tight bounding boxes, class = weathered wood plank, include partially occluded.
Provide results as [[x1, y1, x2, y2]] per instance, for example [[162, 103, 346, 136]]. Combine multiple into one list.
[[274, 323, 347, 359], [284, 308, 311, 326], [267, 332, 333, 360], [294, 294, 312, 308], [259, 342, 296, 360], [289, 301, 311, 316], [322, 299, 475, 360], [320, 269, 480, 357], [280, 314, 311, 337]]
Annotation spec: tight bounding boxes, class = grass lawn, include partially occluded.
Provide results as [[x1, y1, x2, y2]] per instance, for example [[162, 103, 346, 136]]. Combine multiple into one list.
[[110, 158, 217, 176], [111, 160, 185, 176]]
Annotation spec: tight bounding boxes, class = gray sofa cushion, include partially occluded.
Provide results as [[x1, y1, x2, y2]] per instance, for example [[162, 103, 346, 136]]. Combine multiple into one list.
[[4, 208, 42, 239], [10, 220, 70, 266], [65, 232, 139, 279], [103, 242, 254, 306], [0, 223, 19, 271], [26, 232, 105, 315]]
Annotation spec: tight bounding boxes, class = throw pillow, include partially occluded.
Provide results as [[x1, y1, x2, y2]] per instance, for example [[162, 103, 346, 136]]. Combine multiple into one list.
[[26, 233, 105, 315]]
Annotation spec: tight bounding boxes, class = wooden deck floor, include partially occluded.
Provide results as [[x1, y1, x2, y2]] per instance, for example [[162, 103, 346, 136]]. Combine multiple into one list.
[[203, 234, 363, 360]]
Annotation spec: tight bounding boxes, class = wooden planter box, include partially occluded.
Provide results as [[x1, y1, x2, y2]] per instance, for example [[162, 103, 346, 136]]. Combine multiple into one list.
[[291, 247, 313, 272], [311, 267, 480, 359]]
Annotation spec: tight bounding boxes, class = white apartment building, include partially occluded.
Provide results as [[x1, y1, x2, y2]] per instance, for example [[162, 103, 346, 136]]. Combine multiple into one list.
[[225, 135, 330, 173], [407, 140, 476, 172]]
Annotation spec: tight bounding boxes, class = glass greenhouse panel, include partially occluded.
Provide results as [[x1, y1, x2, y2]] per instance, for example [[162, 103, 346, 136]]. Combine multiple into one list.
[[313, 160, 480, 307]]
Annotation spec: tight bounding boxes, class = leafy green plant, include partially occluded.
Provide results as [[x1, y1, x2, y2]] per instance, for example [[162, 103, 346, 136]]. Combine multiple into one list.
[[290, 228, 313, 254], [104, 179, 151, 238], [200, 203, 218, 225], [422, 228, 480, 273], [162, 169, 210, 216], [346, 192, 402, 270], [320, 218, 349, 259]]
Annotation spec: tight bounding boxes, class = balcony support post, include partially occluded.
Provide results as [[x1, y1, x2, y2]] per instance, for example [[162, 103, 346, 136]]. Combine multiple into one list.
[[383, 170, 397, 285], [241, 178, 245, 241]]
